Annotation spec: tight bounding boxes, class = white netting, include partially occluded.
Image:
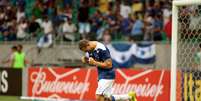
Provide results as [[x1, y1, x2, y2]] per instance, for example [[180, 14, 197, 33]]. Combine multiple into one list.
[[177, 5, 201, 101]]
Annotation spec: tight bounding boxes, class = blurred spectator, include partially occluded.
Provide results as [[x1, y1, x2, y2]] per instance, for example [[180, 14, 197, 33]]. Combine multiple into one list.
[[162, 2, 171, 26], [9, 24, 17, 41], [120, 1, 132, 19], [78, 1, 90, 39], [2, 30, 10, 41], [43, 0, 56, 19], [132, 0, 143, 18], [106, 12, 119, 38], [98, 0, 110, 14], [102, 29, 111, 44], [17, 18, 28, 40], [64, 0, 72, 6], [16, 7, 25, 22], [41, 16, 53, 35], [64, 4, 73, 19], [37, 16, 53, 53], [0, 7, 5, 20], [28, 16, 41, 38], [90, 10, 106, 40], [164, 16, 172, 41], [153, 1, 163, 18], [5, 5, 16, 22], [130, 14, 144, 41], [0, 0, 9, 6], [119, 14, 132, 36], [62, 18, 77, 41], [89, 0, 98, 17], [16, 0, 26, 7], [32, 0, 43, 18], [144, 16, 154, 41], [153, 14, 163, 41], [54, 7, 67, 27], [1, 27, 16, 41]]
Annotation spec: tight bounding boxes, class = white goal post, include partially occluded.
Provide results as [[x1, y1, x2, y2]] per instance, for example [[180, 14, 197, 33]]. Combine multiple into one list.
[[171, 0, 201, 101]]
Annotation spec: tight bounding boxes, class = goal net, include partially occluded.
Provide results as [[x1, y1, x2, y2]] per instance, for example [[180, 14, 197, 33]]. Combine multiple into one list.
[[172, 0, 201, 101]]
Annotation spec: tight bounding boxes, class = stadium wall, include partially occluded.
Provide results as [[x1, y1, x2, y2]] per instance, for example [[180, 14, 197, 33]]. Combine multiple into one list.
[[0, 42, 170, 68]]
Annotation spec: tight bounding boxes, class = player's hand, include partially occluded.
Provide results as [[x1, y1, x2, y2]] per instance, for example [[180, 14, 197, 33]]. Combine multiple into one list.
[[88, 57, 97, 65], [81, 56, 86, 63], [81, 56, 89, 64]]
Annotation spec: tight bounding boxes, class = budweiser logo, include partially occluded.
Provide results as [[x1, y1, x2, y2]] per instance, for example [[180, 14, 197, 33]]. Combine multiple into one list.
[[30, 68, 90, 98], [113, 69, 165, 100], [113, 81, 163, 97]]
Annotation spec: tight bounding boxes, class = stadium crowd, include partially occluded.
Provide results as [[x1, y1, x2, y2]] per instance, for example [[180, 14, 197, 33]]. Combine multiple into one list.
[[0, 0, 172, 43]]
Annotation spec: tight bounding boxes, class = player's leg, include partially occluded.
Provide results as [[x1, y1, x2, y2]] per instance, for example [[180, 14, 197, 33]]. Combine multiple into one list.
[[96, 79, 137, 101], [96, 95, 105, 101], [107, 92, 137, 101], [110, 94, 131, 101], [96, 79, 114, 101]]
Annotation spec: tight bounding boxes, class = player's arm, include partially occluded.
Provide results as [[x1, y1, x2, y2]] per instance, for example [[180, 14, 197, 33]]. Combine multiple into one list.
[[11, 58, 14, 67], [2, 53, 14, 64], [81, 52, 90, 64], [10, 53, 15, 67], [88, 57, 112, 69], [1, 59, 10, 64]]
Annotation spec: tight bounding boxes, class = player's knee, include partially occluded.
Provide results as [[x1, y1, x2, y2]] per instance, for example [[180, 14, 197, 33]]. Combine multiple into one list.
[[96, 95, 105, 101]]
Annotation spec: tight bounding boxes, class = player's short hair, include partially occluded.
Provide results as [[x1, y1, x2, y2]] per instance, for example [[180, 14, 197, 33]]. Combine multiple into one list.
[[79, 39, 89, 50], [11, 45, 17, 51]]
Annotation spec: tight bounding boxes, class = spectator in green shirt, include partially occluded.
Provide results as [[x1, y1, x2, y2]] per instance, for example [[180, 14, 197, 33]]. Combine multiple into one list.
[[12, 44, 28, 69]]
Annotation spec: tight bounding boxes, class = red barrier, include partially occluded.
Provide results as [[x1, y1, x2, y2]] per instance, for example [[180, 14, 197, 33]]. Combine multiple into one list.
[[28, 67, 170, 101]]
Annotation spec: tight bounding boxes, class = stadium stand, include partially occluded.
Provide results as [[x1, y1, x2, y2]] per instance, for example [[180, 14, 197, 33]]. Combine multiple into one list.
[[0, 0, 172, 42]]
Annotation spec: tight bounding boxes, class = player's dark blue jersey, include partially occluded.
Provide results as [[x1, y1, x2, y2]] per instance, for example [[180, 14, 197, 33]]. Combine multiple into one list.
[[86, 42, 115, 80]]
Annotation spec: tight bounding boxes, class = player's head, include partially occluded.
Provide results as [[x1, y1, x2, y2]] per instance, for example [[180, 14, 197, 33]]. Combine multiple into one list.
[[17, 44, 23, 52], [11, 45, 17, 52], [79, 39, 91, 52]]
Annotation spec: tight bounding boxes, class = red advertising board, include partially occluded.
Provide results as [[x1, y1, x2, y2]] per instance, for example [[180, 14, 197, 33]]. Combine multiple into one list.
[[28, 67, 170, 101]]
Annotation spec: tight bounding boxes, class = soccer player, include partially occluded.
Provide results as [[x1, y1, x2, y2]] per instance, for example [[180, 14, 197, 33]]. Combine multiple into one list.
[[79, 40, 137, 101]]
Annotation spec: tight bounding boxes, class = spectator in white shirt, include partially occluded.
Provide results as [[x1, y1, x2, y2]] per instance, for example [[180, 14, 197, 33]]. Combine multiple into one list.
[[37, 17, 53, 53], [16, 7, 25, 22], [62, 18, 77, 41], [17, 18, 28, 40], [41, 17, 53, 35], [120, 2, 132, 19]]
